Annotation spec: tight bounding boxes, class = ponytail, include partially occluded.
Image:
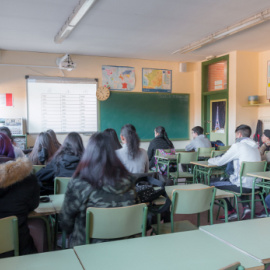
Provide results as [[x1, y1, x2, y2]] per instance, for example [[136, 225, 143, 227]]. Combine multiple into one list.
[[155, 126, 174, 148], [121, 124, 140, 159]]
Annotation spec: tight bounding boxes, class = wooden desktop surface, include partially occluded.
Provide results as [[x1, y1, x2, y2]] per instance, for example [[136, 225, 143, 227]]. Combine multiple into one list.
[[190, 160, 218, 167], [247, 171, 270, 181], [74, 230, 263, 270], [200, 217, 270, 264]]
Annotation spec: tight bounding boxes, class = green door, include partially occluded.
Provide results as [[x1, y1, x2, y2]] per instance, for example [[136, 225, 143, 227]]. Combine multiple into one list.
[[203, 93, 228, 145]]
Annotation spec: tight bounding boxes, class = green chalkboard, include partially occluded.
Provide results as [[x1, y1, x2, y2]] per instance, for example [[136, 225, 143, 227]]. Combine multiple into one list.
[[99, 92, 189, 141]]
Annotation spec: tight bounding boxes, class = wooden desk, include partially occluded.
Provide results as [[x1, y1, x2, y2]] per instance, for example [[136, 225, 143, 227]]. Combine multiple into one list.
[[200, 217, 270, 265], [154, 184, 233, 222], [247, 171, 270, 219], [191, 161, 225, 185], [29, 201, 56, 217], [73, 230, 263, 270], [0, 249, 83, 270]]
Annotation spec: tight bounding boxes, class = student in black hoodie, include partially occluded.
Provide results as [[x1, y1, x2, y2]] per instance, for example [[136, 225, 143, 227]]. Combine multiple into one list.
[[36, 132, 84, 195], [147, 126, 174, 169]]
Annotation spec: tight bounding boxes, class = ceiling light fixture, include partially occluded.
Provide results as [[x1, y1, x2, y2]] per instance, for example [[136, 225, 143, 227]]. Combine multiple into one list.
[[54, 0, 98, 44], [172, 8, 270, 54]]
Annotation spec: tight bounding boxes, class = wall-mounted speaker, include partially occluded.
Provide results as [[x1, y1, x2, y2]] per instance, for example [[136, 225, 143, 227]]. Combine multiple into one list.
[[179, 62, 187, 72]]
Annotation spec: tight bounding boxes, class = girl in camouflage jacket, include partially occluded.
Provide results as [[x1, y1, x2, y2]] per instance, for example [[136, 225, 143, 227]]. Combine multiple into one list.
[[60, 132, 137, 247]]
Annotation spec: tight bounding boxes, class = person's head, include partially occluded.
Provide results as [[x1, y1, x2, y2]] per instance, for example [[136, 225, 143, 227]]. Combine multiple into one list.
[[47, 129, 61, 149], [0, 132, 15, 158], [154, 126, 174, 148], [29, 132, 58, 165], [191, 126, 204, 138], [155, 126, 166, 137], [235, 125, 252, 138], [54, 132, 84, 161], [103, 128, 122, 150], [0, 126, 13, 143], [73, 132, 129, 189], [120, 124, 140, 159], [262, 130, 270, 143]]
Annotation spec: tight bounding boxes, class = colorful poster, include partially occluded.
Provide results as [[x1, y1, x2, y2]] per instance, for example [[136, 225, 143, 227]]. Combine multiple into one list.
[[211, 101, 226, 134], [142, 68, 172, 93], [102, 65, 135, 91], [0, 93, 13, 107]]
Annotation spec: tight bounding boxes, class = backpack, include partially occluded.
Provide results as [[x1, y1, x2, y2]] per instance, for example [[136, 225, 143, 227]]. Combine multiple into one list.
[[211, 140, 224, 150]]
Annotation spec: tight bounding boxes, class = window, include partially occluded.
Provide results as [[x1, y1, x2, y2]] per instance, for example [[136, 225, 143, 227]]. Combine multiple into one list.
[[207, 60, 227, 91]]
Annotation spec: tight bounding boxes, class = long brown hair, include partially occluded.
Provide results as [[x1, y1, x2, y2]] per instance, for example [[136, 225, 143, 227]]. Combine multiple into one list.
[[54, 132, 84, 162], [47, 129, 61, 150], [73, 132, 129, 189], [29, 132, 58, 165]]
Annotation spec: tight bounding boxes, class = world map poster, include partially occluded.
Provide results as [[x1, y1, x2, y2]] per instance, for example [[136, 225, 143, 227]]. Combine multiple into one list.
[[102, 65, 135, 91], [142, 68, 172, 93]]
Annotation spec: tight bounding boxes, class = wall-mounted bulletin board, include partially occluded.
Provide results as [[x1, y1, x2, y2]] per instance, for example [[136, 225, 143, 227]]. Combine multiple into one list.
[[99, 91, 189, 141]]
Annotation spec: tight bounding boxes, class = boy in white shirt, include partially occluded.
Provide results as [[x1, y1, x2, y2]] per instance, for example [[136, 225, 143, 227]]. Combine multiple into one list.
[[208, 124, 261, 221]]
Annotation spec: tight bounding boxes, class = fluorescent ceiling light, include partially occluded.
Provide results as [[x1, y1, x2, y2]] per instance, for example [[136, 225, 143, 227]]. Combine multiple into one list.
[[54, 0, 98, 44], [173, 8, 270, 54]]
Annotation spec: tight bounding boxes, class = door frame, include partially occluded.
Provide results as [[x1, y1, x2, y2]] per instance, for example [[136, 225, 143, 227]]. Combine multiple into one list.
[[201, 55, 229, 145]]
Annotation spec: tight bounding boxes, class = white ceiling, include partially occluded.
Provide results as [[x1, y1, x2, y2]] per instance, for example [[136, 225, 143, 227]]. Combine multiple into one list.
[[1, 0, 270, 62]]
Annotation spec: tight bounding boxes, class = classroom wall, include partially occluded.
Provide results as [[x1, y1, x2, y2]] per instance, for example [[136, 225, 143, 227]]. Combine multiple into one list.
[[0, 50, 195, 149], [228, 51, 259, 144], [258, 49, 270, 127]]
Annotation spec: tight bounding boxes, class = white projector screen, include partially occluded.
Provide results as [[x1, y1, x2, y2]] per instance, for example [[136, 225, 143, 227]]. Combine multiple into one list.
[[26, 76, 98, 134]]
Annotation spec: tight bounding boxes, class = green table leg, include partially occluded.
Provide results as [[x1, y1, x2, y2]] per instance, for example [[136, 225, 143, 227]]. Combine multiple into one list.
[[219, 199, 228, 223]]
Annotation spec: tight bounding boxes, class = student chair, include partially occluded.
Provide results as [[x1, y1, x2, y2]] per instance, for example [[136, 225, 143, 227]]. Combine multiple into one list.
[[153, 186, 216, 235], [32, 165, 45, 174], [218, 145, 231, 151], [155, 149, 176, 176], [219, 262, 244, 270], [169, 152, 198, 185], [224, 161, 267, 220], [54, 177, 71, 194], [194, 149, 225, 185], [210, 150, 227, 158], [85, 204, 148, 244], [207, 150, 228, 182], [197, 147, 215, 160], [53, 177, 71, 249], [0, 216, 19, 256]]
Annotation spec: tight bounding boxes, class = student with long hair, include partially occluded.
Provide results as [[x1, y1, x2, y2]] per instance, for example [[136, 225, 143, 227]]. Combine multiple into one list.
[[147, 126, 174, 169], [116, 124, 149, 173], [0, 132, 39, 257], [28, 132, 58, 165], [0, 132, 15, 163], [36, 132, 84, 195], [47, 129, 61, 150], [103, 128, 122, 150], [60, 132, 136, 247], [0, 126, 24, 158]]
